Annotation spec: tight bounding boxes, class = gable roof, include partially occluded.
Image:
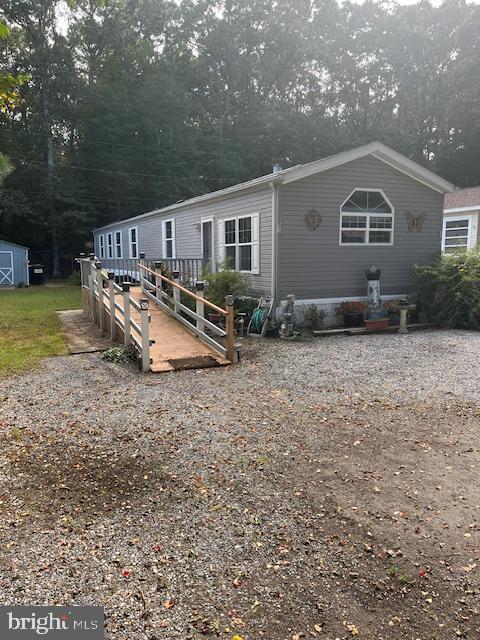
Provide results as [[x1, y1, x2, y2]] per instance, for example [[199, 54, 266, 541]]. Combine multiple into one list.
[[0, 239, 29, 250], [95, 141, 454, 232], [444, 186, 480, 212]]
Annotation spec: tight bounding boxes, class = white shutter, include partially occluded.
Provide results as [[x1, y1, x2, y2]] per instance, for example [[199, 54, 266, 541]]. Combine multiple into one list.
[[161, 220, 166, 258], [251, 212, 260, 274], [217, 220, 225, 266], [171, 219, 176, 259]]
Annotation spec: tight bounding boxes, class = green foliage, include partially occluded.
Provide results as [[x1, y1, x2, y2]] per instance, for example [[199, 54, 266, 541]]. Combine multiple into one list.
[[414, 252, 480, 329], [68, 270, 82, 286], [204, 263, 251, 308], [1, 0, 480, 264], [101, 345, 136, 363], [303, 304, 325, 330], [0, 153, 13, 184]]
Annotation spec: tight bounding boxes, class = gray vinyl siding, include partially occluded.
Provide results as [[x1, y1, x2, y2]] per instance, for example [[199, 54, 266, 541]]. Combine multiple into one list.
[[0, 241, 29, 286], [94, 186, 273, 294], [277, 155, 443, 299]]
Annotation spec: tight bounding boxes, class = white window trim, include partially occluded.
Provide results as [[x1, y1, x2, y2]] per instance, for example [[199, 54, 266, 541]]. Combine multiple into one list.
[[128, 226, 138, 259], [162, 218, 176, 259], [219, 214, 259, 274], [106, 232, 113, 258], [442, 213, 477, 252], [339, 188, 394, 246], [115, 230, 122, 258], [98, 234, 105, 259]]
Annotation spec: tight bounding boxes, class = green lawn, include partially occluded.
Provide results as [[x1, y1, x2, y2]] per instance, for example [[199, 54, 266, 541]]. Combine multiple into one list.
[[0, 284, 82, 375]]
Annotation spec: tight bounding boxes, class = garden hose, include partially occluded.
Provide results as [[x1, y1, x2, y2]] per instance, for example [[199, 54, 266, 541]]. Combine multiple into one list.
[[250, 307, 266, 333]]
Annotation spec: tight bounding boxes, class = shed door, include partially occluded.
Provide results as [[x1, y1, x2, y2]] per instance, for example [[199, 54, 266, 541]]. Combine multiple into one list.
[[0, 251, 14, 285]]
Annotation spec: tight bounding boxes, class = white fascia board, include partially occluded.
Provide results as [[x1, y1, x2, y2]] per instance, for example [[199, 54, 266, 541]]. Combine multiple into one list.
[[281, 141, 455, 194], [94, 176, 282, 232], [444, 205, 480, 214]]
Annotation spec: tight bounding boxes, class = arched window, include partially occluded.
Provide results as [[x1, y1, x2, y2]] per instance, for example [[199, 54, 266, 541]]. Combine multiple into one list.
[[340, 189, 394, 245]]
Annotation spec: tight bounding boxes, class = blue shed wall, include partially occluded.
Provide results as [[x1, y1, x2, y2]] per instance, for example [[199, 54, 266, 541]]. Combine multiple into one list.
[[0, 241, 29, 286]]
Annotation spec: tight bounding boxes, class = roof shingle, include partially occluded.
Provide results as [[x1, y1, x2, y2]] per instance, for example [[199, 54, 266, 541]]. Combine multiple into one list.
[[445, 187, 480, 211]]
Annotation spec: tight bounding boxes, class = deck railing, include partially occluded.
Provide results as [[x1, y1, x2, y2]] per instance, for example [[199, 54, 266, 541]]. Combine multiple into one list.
[[78, 257, 152, 372], [97, 257, 209, 285], [138, 261, 235, 362]]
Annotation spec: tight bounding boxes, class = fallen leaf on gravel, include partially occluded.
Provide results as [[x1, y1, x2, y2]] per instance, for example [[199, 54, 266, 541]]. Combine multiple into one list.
[[163, 599, 175, 609], [122, 569, 131, 578]]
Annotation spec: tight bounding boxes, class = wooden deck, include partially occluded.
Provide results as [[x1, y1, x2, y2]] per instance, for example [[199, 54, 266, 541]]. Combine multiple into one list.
[[126, 288, 230, 372]]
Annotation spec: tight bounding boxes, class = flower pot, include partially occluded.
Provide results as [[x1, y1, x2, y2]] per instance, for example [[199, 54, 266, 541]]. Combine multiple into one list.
[[364, 318, 390, 330], [343, 312, 364, 328]]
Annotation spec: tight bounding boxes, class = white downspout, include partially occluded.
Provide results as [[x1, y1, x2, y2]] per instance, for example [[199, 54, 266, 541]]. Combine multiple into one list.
[[270, 179, 280, 304]]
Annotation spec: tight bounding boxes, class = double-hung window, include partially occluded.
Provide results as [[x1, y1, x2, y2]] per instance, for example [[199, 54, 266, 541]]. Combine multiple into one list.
[[115, 231, 122, 258], [106, 232, 113, 258], [442, 215, 474, 253], [162, 219, 175, 259], [98, 234, 105, 259], [129, 227, 138, 259], [218, 214, 259, 274], [340, 189, 394, 245]]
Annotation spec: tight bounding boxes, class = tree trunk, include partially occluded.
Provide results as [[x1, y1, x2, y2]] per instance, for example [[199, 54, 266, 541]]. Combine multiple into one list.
[[40, 75, 60, 277]]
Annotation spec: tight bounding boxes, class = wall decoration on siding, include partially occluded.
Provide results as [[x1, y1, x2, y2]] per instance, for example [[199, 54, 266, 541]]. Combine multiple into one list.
[[305, 208, 321, 229], [405, 212, 426, 232]]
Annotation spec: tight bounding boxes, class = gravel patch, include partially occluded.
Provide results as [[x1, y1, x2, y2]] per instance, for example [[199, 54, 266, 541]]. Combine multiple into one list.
[[0, 329, 479, 639]]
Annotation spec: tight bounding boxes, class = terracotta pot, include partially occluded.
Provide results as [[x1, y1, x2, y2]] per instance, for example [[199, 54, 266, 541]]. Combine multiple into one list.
[[364, 318, 390, 330]]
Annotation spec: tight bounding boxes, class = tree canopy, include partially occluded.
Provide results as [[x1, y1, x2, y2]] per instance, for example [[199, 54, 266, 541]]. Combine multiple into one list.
[[1, 0, 480, 272]]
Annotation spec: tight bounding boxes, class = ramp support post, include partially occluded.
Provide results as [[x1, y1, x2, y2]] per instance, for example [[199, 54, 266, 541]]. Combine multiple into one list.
[[139, 298, 151, 373], [225, 294, 235, 362], [172, 270, 180, 314], [122, 282, 131, 346], [107, 271, 116, 341], [154, 261, 163, 301], [195, 281, 205, 333], [96, 261, 105, 333]]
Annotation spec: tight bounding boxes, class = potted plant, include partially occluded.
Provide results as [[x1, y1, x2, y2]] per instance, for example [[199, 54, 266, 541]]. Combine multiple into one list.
[[335, 301, 366, 328], [383, 299, 401, 325]]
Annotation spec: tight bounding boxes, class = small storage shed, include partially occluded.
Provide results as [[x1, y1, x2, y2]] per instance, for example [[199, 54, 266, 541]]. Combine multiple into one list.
[[0, 240, 29, 287]]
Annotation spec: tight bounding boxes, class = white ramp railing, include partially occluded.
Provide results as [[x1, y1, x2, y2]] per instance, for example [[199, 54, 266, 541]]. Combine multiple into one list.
[[78, 257, 152, 372], [138, 261, 235, 362]]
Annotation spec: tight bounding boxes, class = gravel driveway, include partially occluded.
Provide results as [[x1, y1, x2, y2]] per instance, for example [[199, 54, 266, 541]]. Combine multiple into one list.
[[0, 329, 479, 639]]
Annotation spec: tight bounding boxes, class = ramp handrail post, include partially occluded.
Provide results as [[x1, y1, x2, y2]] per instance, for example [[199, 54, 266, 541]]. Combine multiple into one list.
[[172, 270, 180, 314], [122, 282, 132, 346], [225, 294, 235, 362], [139, 253, 146, 293], [107, 271, 116, 341], [139, 298, 150, 372], [95, 261, 105, 333], [87, 274, 95, 323], [195, 281, 205, 333], [88, 255, 97, 324], [154, 261, 163, 300]]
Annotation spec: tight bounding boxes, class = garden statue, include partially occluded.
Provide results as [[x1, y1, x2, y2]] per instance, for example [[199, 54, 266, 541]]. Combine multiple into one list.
[[279, 294, 296, 338], [365, 264, 382, 317]]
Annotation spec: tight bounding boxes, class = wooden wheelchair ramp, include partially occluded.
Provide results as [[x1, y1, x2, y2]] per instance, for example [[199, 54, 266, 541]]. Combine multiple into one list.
[[78, 257, 235, 373], [128, 288, 229, 373]]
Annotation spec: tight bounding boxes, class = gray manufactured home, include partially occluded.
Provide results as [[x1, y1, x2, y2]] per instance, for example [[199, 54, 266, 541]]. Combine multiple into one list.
[[93, 142, 453, 320]]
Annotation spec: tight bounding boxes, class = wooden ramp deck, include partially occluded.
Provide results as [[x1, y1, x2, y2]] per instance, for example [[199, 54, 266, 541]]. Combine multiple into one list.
[[126, 288, 229, 372]]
